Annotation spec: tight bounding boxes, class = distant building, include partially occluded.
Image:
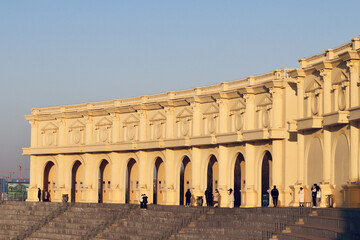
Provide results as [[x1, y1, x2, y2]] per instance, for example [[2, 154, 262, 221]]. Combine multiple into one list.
[[23, 38, 360, 208]]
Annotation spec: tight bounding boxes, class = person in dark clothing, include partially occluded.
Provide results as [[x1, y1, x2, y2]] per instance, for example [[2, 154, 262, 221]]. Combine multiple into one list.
[[143, 194, 148, 209], [37, 188, 41, 202], [271, 186, 279, 207], [185, 189, 191, 207], [311, 184, 317, 207], [205, 189, 211, 206]]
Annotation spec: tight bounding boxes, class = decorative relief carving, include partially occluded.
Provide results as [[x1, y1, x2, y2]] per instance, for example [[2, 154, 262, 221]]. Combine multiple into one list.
[[150, 111, 166, 140], [230, 99, 246, 132], [41, 122, 58, 146], [123, 114, 139, 141], [95, 117, 112, 143], [176, 108, 193, 137], [311, 92, 319, 115], [69, 120, 85, 145], [338, 87, 346, 111], [203, 103, 219, 134]]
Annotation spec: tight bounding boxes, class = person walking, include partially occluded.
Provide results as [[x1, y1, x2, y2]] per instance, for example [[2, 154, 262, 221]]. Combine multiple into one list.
[[299, 187, 305, 207], [185, 189, 191, 207], [213, 189, 220, 208], [37, 188, 41, 202], [271, 186, 279, 207], [316, 184, 321, 208], [311, 184, 317, 207], [228, 188, 234, 208]]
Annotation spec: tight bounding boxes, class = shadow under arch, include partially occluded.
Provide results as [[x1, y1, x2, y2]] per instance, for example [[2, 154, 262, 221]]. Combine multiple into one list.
[[180, 156, 192, 205], [126, 158, 138, 204], [153, 157, 165, 205], [43, 161, 56, 202], [206, 155, 218, 206], [98, 159, 110, 203], [261, 151, 272, 207], [71, 160, 84, 203], [234, 153, 245, 207]]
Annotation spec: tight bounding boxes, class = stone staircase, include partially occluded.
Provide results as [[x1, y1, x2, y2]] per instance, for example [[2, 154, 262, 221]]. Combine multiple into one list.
[[272, 208, 360, 240], [172, 207, 312, 240], [94, 205, 204, 240], [27, 203, 134, 240], [0, 201, 67, 240], [0, 201, 359, 240]]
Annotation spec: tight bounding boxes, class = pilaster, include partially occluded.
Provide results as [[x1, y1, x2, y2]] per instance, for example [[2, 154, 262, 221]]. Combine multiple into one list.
[[165, 106, 175, 139], [191, 102, 202, 136], [244, 89, 255, 130], [138, 109, 148, 141], [217, 97, 229, 134], [218, 145, 229, 207], [164, 149, 176, 205], [84, 116, 93, 145], [191, 147, 203, 205], [243, 142, 257, 207]]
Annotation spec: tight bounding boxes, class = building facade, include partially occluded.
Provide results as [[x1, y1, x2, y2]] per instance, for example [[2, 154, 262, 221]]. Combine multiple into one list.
[[23, 39, 360, 208]]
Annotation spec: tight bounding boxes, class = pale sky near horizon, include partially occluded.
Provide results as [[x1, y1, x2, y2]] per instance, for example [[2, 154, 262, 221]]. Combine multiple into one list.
[[0, 1, 360, 178]]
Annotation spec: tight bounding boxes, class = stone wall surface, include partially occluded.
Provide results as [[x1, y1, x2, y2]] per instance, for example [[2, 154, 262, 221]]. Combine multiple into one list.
[[23, 38, 360, 208]]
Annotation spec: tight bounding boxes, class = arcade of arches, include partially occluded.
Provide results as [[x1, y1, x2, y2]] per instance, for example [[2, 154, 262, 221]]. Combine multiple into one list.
[[24, 38, 360, 208]]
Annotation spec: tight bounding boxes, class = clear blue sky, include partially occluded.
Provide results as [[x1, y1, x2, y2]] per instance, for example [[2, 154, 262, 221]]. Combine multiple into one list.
[[0, 0, 359, 178]]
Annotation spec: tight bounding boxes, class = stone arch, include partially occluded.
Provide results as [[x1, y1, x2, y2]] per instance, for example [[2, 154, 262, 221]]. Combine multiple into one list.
[[71, 160, 84, 203], [153, 157, 165, 205], [98, 159, 110, 203], [206, 155, 218, 206], [126, 158, 139, 204], [233, 152, 245, 207], [260, 151, 272, 207], [43, 160, 56, 202], [306, 136, 323, 202], [333, 133, 350, 207], [179, 155, 192, 205]]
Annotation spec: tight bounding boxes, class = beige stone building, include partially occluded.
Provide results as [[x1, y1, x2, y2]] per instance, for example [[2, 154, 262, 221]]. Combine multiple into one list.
[[23, 38, 360, 208]]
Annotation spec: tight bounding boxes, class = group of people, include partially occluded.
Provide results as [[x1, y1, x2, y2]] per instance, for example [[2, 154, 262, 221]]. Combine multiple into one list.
[[298, 184, 321, 207], [184, 188, 234, 208], [140, 193, 148, 209], [37, 188, 51, 202]]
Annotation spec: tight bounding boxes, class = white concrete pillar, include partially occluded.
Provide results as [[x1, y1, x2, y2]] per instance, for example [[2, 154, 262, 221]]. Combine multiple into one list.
[[191, 147, 203, 204], [218, 145, 230, 207], [272, 139, 285, 206], [217, 98, 229, 134], [30, 120, 38, 148], [138, 110, 148, 141], [165, 106, 175, 139], [244, 90, 255, 130], [323, 128, 331, 184], [347, 60, 360, 108], [243, 142, 257, 207], [85, 116, 93, 145], [270, 87, 283, 128], [164, 149, 176, 205], [191, 102, 202, 136], [296, 77, 305, 184], [350, 122, 359, 182], [111, 113, 120, 143]]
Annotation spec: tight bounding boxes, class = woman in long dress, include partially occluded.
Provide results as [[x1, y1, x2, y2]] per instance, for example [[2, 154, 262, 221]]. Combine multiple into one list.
[[228, 188, 234, 208], [299, 187, 305, 207]]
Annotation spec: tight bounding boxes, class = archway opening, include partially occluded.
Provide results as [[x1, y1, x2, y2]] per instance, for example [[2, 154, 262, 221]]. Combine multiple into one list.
[[153, 157, 165, 205], [234, 153, 245, 207], [98, 160, 110, 203], [43, 161, 55, 202], [180, 156, 192, 205], [307, 137, 323, 203], [71, 160, 83, 203], [334, 134, 349, 207], [126, 158, 138, 204], [261, 151, 272, 207], [206, 155, 218, 206]]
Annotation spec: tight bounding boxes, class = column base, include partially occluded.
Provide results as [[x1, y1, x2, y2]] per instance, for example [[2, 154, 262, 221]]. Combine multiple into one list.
[[241, 187, 258, 208], [319, 183, 335, 208], [343, 182, 360, 208], [289, 185, 303, 207], [26, 187, 40, 202]]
